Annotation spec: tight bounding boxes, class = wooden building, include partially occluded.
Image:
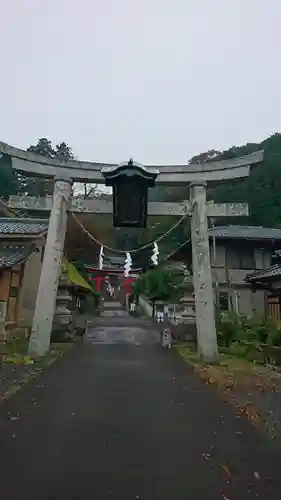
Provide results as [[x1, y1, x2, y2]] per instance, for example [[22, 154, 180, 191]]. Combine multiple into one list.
[[246, 250, 281, 323], [169, 225, 281, 317], [0, 218, 48, 339]]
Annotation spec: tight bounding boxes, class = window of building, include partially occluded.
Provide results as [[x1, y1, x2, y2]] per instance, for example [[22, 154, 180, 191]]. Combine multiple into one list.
[[226, 244, 255, 270], [226, 247, 240, 269], [219, 291, 229, 311], [240, 249, 255, 269], [10, 286, 19, 298]]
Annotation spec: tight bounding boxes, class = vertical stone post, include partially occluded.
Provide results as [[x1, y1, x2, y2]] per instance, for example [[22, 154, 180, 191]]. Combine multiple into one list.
[[189, 181, 218, 363], [28, 175, 73, 357]]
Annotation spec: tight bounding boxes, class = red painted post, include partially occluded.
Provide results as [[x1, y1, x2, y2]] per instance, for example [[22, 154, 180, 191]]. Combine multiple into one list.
[[88, 275, 106, 292]]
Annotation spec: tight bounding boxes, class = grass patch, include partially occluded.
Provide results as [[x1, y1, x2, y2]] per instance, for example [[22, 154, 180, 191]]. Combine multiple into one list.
[[176, 345, 241, 392], [176, 345, 281, 380], [0, 337, 28, 357], [0, 342, 74, 401]]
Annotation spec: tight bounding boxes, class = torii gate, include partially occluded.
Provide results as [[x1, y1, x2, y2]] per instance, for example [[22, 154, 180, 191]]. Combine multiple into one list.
[[0, 142, 263, 361]]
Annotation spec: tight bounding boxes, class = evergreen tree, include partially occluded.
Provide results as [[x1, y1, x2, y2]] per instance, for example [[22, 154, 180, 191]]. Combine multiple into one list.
[[0, 154, 21, 199], [25, 138, 75, 196], [212, 133, 281, 227]]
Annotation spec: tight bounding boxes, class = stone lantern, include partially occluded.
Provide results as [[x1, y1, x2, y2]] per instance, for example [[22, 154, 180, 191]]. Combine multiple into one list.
[[178, 280, 196, 343], [101, 158, 159, 228], [51, 273, 74, 341]]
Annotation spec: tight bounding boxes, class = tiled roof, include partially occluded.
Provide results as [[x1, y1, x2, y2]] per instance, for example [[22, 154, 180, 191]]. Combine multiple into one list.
[[0, 200, 13, 217], [0, 218, 48, 235], [0, 243, 35, 269], [208, 225, 281, 241], [246, 264, 281, 282]]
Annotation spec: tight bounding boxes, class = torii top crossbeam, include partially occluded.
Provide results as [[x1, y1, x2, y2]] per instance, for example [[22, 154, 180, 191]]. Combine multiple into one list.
[[0, 141, 263, 185]]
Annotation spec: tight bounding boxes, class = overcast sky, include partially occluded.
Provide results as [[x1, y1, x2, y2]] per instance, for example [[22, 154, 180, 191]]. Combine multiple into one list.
[[0, 0, 279, 165]]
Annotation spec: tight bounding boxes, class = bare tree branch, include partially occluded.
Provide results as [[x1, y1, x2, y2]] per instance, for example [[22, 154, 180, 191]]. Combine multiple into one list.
[[73, 182, 99, 199]]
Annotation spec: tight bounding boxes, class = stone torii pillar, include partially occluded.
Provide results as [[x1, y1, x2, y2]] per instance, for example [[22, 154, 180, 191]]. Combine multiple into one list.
[[28, 175, 73, 357], [189, 181, 218, 363]]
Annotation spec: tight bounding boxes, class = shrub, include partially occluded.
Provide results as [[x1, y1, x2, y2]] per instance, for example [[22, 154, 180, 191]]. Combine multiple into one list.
[[133, 267, 185, 303], [216, 311, 281, 365], [216, 312, 243, 347]]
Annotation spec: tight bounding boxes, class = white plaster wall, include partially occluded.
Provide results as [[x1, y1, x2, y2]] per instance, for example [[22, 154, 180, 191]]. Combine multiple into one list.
[[251, 289, 267, 315], [235, 288, 253, 315], [18, 246, 44, 327]]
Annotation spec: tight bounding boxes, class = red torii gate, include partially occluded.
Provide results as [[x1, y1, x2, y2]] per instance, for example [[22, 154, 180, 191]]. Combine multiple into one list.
[[86, 267, 139, 295]]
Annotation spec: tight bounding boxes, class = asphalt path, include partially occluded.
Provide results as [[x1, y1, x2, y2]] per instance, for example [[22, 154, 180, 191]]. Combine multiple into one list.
[[0, 302, 281, 499]]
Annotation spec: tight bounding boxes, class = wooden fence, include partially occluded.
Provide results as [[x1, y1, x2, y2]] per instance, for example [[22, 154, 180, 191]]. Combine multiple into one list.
[[267, 295, 281, 324]]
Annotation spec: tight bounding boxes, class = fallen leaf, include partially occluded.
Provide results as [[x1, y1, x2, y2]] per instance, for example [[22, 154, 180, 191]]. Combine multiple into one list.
[[221, 464, 232, 478], [254, 471, 260, 480], [222, 494, 231, 500]]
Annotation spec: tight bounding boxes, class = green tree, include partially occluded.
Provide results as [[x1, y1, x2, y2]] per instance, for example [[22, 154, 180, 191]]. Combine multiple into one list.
[[27, 137, 55, 158], [55, 142, 75, 160], [188, 149, 221, 164], [140, 133, 281, 260], [0, 154, 21, 199], [25, 138, 75, 196], [212, 133, 281, 227], [133, 267, 185, 303]]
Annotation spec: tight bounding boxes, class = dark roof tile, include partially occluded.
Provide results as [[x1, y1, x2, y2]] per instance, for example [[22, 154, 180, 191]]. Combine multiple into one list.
[[0, 218, 48, 235], [246, 264, 281, 282], [0, 243, 35, 269], [208, 225, 281, 241]]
